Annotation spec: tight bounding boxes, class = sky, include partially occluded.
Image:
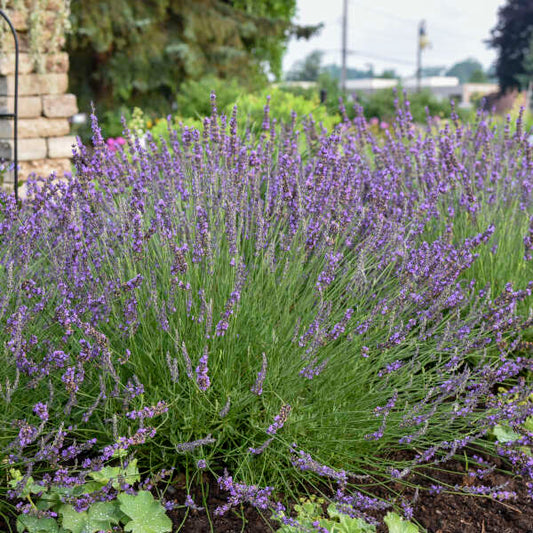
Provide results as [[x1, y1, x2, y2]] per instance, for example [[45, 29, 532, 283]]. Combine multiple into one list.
[[282, 0, 508, 77]]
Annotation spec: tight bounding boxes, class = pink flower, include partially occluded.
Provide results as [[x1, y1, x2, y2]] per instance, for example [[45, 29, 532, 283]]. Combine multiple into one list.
[[380, 121, 389, 129], [369, 117, 379, 126], [106, 137, 126, 152]]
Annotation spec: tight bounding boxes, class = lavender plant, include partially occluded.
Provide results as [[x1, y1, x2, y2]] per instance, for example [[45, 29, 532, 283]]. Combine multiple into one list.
[[0, 94, 531, 527]]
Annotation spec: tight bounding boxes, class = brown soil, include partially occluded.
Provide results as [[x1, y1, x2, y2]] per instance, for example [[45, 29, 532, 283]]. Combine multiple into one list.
[[373, 459, 533, 533], [166, 457, 533, 533], [2, 458, 531, 532], [165, 472, 278, 533]]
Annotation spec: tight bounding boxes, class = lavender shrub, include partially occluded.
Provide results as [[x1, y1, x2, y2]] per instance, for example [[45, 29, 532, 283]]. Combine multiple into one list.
[[0, 95, 531, 522]]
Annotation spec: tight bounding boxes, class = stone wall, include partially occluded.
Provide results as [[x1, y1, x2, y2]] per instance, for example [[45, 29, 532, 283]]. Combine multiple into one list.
[[0, 2, 77, 194]]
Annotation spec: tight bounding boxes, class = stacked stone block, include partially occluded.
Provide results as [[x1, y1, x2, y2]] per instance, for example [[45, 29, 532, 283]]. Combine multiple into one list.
[[0, 3, 77, 192]]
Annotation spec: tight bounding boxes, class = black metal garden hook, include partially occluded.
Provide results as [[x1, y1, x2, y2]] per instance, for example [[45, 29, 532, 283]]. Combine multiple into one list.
[[0, 9, 18, 202]]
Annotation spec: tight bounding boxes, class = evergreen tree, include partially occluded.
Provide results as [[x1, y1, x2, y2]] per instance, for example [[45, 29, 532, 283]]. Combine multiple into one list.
[[68, 0, 319, 113], [488, 0, 533, 91], [517, 35, 533, 89]]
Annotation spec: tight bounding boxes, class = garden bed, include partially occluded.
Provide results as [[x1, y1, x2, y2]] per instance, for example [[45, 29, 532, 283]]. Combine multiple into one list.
[[0, 98, 532, 533], [169, 459, 532, 532], [3, 459, 530, 533]]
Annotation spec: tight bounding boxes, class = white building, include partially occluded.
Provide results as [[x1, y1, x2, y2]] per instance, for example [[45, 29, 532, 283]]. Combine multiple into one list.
[[282, 77, 499, 107]]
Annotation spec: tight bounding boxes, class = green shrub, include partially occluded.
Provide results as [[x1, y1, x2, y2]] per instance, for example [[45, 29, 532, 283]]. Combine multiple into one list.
[[142, 83, 340, 141], [357, 88, 465, 123], [175, 76, 251, 120], [230, 86, 338, 132]]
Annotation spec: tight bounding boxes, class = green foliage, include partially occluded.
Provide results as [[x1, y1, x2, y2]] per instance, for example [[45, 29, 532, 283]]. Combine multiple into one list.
[[490, 387, 533, 450], [11, 460, 170, 533], [176, 76, 249, 119], [378, 69, 399, 80], [488, 0, 533, 90], [274, 497, 376, 532], [517, 34, 533, 90], [118, 491, 172, 533], [231, 86, 338, 132], [356, 88, 462, 123], [286, 50, 324, 81], [322, 64, 374, 81], [383, 512, 419, 533], [140, 83, 340, 141], [58, 503, 122, 533], [492, 423, 523, 444], [469, 69, 488, 83], [89, 459, 141, 490], [68, 0, 303, 115], [420, 66, 446, 77], [229, 0, 299, 79], [274, 497, 419, 533], [17, 515, 59, 533], [445, 58, 485, 84]]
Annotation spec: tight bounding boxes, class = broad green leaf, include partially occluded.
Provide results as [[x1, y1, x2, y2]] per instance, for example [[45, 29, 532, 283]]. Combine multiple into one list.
[[118, 491, 172, 533], [8, 471, 45, 498], [71, 482, 105, 497], [384, 512, 419, 533], [89, 459, 140, 490], [112, 448, 129, 459], [493, 424, 522, 443], [16, 514, 59, 533], [86, 502, 122, 528], [123, 459, 141, 485], [88, 466, 120, 485], [59, 502, 121, 533], [58, 506, 91, 533]]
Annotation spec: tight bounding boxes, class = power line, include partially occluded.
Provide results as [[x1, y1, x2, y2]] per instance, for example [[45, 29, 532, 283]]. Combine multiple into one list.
[[321, 48, 416, 66], [353, 1, 479, 41], [351, 50, 416, 66], [354, 1, 416, 25]]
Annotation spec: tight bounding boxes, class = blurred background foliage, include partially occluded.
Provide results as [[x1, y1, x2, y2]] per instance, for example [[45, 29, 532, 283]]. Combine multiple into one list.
[[67, 0, 533, 142], [68, 0, 321, 116]]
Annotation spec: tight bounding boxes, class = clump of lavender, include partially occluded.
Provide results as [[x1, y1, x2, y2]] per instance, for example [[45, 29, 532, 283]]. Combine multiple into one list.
[[0, 95, 531, 523], [215, 469, 274, 515]]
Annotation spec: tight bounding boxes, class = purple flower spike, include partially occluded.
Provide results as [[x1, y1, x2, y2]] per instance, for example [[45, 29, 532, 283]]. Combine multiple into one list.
[[195, 346, 211, 391]]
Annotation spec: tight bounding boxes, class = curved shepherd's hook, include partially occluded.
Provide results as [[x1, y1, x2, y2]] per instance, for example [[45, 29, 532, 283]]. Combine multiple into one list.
[[0, 9, 18, 202]]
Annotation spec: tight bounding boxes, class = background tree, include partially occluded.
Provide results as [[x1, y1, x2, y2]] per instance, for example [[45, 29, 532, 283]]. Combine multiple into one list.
[[517, 35, 533, 88], [321, 63, 374, 80], [445, 58, 485, 83], [469, 69, 488, 83], [420, 65, 446, 77], [68, 0, 320, 114], [488, 0, 533, 91], [285, 50, 324, 81], [377, 68, 398, 79]]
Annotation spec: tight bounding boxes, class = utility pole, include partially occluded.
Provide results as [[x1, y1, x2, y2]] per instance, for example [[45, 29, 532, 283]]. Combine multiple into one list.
[[341, 0, 348, 94], [416, 20, 429, 93]]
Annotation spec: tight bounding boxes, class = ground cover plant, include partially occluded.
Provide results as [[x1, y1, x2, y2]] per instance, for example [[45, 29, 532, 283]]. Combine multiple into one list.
[[0, 95, 532, 532]]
